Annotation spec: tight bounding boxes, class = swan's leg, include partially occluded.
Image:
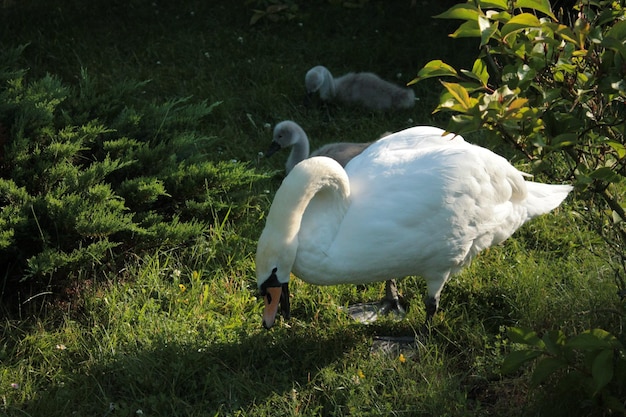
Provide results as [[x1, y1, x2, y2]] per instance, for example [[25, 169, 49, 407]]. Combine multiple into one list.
[[385, 279, 399, 301], [346, 279, 405, 323], [378, 279, 406, 316], [421, 276, 447, 331], [416, 295, 440, 336], [371, 281, 431, 351], [424, 295, 439, 323]]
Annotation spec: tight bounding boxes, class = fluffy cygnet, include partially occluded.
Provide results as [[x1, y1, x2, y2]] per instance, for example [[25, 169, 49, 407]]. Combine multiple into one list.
[[305, 65, 415, 111], [265, 120, 372, 173]]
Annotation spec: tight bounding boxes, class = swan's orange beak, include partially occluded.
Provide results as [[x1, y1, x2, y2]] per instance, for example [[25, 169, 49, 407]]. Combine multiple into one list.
[[262, 286, 283, 329]]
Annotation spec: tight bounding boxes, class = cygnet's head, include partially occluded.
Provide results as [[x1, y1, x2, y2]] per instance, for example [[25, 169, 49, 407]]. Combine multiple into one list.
[[272, 120, 303, 148], [264, 121, 309, 165], [305, 65, 328, 94]]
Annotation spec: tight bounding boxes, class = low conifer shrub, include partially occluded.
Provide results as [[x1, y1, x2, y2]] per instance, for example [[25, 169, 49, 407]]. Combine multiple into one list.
[[0, 45, 267, 309]]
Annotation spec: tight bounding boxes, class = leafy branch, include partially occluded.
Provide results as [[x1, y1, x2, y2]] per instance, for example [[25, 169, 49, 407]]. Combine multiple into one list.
[[411, 0, 626, 413]]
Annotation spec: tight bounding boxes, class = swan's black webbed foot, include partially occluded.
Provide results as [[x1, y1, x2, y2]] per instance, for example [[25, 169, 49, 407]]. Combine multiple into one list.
[[377, 293, 406, 316], [346, 279, 406, 323]]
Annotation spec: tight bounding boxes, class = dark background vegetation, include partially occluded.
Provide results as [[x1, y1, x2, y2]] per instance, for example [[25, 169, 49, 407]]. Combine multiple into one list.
[[1, 0, 471, 132]]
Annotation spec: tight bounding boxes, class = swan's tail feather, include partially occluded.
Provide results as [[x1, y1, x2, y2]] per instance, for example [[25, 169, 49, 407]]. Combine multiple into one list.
[[524, 182, 573, 219]]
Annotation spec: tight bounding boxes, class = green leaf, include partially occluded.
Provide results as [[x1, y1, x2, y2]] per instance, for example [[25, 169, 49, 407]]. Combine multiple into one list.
[[530, 357, 568, 386], [601, 37, 626, 59], [501, 349, 543, 374], [506, 97, 528, 111], [516, 64, 536, 85], [588, 167, 622, 184], [542, 330, 566, 356], [552, 133, 578, 148], [479, 15, 499, 47], [607, 141, 626, 159], [446, 114, 482, 134], [574, 174, 593, 186], [606, 20, 626, 42], [450, 20, 481, 38], [441, 81, 476, 111], [409, 60, 458, 85], [459, 69, 482, 85], [550, 23, 579, 45], [479, 0, 508, 9], [507, 327, 545, 347], [490, 11, 513, 24], [434, 3, 480, 21], [591, 349, 614, 393], [460, 59, 489, 85], [515, 0, 556, 20], [436, 96, 463, 113], [501, 13, 542, 39], [437, 96, 474, 114], [566, 329, 621, 350]]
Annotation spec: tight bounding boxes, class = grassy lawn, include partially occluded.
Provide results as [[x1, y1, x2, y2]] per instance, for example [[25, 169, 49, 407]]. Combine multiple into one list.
[[0, 1, 622, 416]]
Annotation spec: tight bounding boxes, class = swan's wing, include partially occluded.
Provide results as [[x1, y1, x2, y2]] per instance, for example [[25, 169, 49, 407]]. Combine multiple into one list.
[[356, 126, 463, 158], [323, 128, 530, 283]]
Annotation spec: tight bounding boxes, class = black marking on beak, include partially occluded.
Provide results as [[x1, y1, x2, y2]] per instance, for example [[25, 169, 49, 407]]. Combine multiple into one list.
[[259, 268, 280, 296], [264, 141, 282, 158], [259, 268, 290, 323]]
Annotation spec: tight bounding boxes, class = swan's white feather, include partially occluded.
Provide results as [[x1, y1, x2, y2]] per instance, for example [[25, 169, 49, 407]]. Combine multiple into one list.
[[256, 126, 572, 326]]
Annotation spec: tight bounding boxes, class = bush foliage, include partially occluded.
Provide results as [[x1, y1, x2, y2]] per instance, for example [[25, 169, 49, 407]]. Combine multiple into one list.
[[502, 327, 626, 415], [411, 0, 626, 413], [411, 0, 625, 283], [0, 46, 267, 304]]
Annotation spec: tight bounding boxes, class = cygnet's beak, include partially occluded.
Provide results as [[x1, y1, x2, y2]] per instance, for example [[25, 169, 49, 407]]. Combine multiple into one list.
[[264, 141, 282, 158]]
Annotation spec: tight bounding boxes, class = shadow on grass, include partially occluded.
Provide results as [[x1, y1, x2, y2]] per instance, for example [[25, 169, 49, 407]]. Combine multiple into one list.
[[23, 326, 364, 416]]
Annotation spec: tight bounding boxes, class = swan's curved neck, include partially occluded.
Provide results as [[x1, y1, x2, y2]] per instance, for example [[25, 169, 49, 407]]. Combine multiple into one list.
[[286, 128, 310, 173], [256, 158, 350, 288], [268, 159, 349, 243]]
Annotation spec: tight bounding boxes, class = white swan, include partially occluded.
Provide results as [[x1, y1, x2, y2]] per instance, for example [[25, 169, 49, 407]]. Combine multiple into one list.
[[256, 126, 573, 329], [265, 120, 401, 316], [305, 65, 415, 111], [265, 120, 372, 173]]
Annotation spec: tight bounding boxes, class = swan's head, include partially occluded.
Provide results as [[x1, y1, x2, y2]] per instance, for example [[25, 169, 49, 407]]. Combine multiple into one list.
[[257, 267, 291, 330], [265, 120, 305, 158], [256, 225, 298, 330]]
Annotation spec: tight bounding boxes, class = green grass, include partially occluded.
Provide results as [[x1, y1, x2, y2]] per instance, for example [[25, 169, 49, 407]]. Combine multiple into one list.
[[1, 211, 617, 416], [0, 1, 623, 416]]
